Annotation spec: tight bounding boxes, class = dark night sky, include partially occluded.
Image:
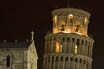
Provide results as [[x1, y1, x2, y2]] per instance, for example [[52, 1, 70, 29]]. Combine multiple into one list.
[[0, 0, 104, 69]]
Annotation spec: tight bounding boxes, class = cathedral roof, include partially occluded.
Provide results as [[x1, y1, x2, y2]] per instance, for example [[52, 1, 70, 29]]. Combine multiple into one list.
[[0, 42, 32, 48]]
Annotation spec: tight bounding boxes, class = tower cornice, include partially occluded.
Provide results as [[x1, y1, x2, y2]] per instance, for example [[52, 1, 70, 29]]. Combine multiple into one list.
[[52, 8, 91, 19]]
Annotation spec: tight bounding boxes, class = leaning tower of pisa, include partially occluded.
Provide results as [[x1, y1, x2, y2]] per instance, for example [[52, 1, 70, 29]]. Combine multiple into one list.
[[43, 8, 94, 69]]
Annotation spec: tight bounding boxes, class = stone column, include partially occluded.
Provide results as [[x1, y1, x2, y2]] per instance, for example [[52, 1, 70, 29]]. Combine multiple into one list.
[[46, 56, 49, 69], [83, 40, 85, 55], [88, 62, 92, 69], [72, 39, 75, 54], [75, 38, 77, 54], [53, 56, 56, 69], [62, 57, 65, 69], [72, 58, 74, 69], [79, 61, 81, 69], [86, 41, 88, 56], [49, 56, 52, 69], [68, 57, 70, 69], [49, 39, 51, 53], [58, 56, 60, 69], [73, 58, 75, 69], [51, 38, 54, 53], [88, 43, 90, 57], [80, 60, 83, 69], [66, 38, 69, 53], [89, 43, 91, 57], [68, 38, 71, 53], [70, 38, 72, 54], [90, 62, 92, 69], [45, 39, 47, 53], [59, 38, 62, 53], [53, 39, 56, 53], [85, 42, 87, 56], [63, 38, 67, 53], [82, 60, 84, 69], [77, 59, 80, 69], [91, 42, 92, 57], [91, 42, 94, 57], [79, 39, 81, 55], [43, 56, 46, 69]]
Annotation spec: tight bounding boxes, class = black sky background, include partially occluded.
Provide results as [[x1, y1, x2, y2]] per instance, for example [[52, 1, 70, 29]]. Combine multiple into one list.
[[0, 0, 104, 69]]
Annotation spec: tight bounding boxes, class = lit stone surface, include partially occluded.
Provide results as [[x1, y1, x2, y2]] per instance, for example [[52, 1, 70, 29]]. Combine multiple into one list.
[[43, 8, 94, 69], [0, 41, 38, 69], [52, 8, 90, 36], [0, 31, 38, 69]]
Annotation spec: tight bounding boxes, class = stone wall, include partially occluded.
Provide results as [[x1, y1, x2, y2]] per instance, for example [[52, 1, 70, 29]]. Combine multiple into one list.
[[0, 48, 28, 69]]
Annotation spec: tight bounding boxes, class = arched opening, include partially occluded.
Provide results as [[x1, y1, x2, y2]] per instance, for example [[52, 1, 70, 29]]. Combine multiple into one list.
[[66, 38, 70, 53], [84, 17, 88, 24], [67, 38, 70, 42], [75, 39, 80, 54], [53, 37, 56, 53], [75, 21, 81, 32], [53, 16, 57, 24], [56, 56, 58, 62], [85, 40, 88, 55], [62, 37, 65, 52], [51, 56, 54, 69], [80, 59, 82, 63], [75, 58, 78, 69], [56, 39, 60, 53], [84, 60, 87, 69], [70, 57, 73, 69], [60, 57, 63, 69], [55, 56, 59, 69], [6, 55, 10, 67], [72, 38, 75, 43], [69, 14, 73, 23], [75, 45, 78, 54], [60, 21, 66, 32], [82, 39, 84, 45], [85, 40, 87, 46], [53, 16, 57, 33]]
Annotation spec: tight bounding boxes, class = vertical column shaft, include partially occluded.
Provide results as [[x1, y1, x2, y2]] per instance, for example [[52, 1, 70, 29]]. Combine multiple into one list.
[[64, 38, 67, 53], [62, 57, 65, 69], [45, 39, 47, 53], [43, 56, 46, 69], [46, 56, 49, 69], [51, 38, 54, 53], [49, 56, 52, 69], [53, 56, 56, 69], [58, 56, 60, 69], [68, 57, 70, 69]]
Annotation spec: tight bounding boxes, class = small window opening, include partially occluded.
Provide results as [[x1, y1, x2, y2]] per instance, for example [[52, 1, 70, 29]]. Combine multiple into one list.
[[85, 17, 88, 24], [60, 21, 66, 32], [69, 14, 73, 23], [61, 25, 65, 31], [6, 55, 10, 67], [56, 39, 60, 53], [60, 57, 63, 61], [53, 16, 57, 24], [75, 25, 80, 32], [75, 45, 78, 54]]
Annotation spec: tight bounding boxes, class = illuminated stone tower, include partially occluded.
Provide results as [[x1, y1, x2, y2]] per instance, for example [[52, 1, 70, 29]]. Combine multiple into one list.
[[43, 8, 94, 69]]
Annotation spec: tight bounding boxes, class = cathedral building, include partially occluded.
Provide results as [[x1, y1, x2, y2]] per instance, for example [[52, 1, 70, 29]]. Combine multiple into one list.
[[43, 8, 94, 69], [0, 32, 38, 69]]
